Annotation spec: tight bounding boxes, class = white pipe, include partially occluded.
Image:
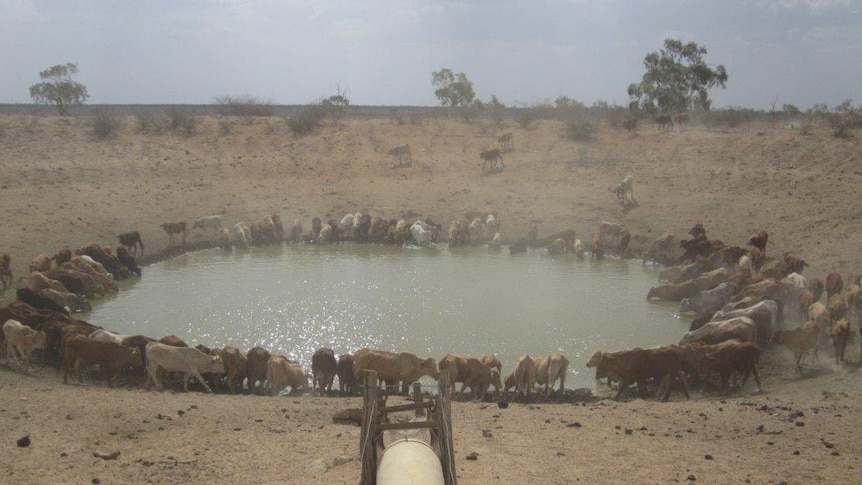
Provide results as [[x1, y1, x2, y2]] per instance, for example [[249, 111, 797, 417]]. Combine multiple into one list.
[[377, 439, 445, 485]]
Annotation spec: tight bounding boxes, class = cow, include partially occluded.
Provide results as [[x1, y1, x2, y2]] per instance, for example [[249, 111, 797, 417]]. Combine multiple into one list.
[[509, 354, 536, 397], [622, 118, 638, 133], [38, 288, 91, 313], [655, 115, 674, 130], [683, 340, 762, 394], [591, 232, 603, 259], [832, 318, 850, 364], [0, 253, 12, 290], [497, 132, 514, 151], [674, 113, 689, 128], [115, 246, 142, 277], [265, 356, 307, 396], [117, 231, 145, 256], [61, 334, 141, 387], [480, 148, 504, 171], [3, 319, 47, 371], [145, 342, 224, 393], [648, 268, 732, 302], [679, 282, 737, 316], [587, 346, 690, 401], [772, 321, 821, 374], [481, 354, 502, 373], [29, 254, 52, 274], [246, 346, 271, 394], [16, 288, 70, 315], [337, 353, 355, 396], [353, 348, 438, 395], [311, 347, 338, 395], [710, 299, 780, 347], [76, 244, 129, 280], [193, 215, 223, 232], [535, 352, 569, 398], [611, 175, 634, 205], [454, 357, 502, 401], [388, 144, 412, 167], [52, 247, 73, 267], [232, 223, 250, 249], [825, 272, 844, 302], [679, 316, 757, 346], [160, 221, 188, 247], [221, 346, 248, 394]]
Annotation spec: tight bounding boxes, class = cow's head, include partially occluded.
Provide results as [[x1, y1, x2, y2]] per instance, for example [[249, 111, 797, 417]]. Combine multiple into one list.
[[585, 350, 603, 368], [422, 357, 439, 380]]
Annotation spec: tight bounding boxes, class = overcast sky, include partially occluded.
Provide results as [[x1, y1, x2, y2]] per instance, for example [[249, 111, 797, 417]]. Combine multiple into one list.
[[1, 0, 860, 109]]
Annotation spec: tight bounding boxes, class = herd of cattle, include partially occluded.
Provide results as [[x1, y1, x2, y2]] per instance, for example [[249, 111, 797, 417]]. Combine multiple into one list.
[[1, 213, 859, 403]]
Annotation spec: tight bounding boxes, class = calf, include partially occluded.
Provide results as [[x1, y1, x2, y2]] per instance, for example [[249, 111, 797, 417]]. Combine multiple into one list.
[[3, 319, 47, 371], [160, 221, 188, 247], [772, 321, 821, 374], [117, 231, 144, 256], [116, 246, 142, 276], [61, 334, 141, 386], [311, 347, 338, 394], [145, 342, 224, 393]]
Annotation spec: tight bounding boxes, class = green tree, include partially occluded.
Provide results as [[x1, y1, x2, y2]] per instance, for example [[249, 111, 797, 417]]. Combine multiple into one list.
[[627, 39, 728, 114], [432, 68, 475, 109], [322, 85, 351, 121], [29, 63, 89, 116]]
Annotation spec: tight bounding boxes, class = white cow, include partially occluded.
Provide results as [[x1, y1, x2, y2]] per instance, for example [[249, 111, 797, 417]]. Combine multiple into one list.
[[193, 215, 222, 231], [679, 316, 756, 346], [3, 320, 47, 371], [145, 342, 225, 393], [88, 329, 129, 345], [410, 222, 433, 247]]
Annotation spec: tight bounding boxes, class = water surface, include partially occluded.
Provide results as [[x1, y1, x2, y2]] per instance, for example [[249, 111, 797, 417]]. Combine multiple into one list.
[[89, 245, 685, 390]]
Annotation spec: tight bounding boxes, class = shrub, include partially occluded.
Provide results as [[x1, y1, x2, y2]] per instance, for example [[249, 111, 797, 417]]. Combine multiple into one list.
[[165, 106, 196, 136], [286, 104, 326, 135], [135, 111, 165, 134], [219, 120, 235, 135], [90, 109, 122, 139], [213, 95, 274, 117], [564, 119, 597, 141]]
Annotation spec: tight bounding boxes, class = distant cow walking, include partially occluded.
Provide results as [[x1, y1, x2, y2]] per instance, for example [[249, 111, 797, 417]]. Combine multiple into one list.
[[160, 221, 188, 247], [611, 175, 635, 205], [497, 132, 514, 152], [675, 113, 689, 129], [623, 118, 638, 134], [480, 148, 504, 172], [117, 231, 144, 256], [388, 144, 412, 168], [655, 115, 674, 130]]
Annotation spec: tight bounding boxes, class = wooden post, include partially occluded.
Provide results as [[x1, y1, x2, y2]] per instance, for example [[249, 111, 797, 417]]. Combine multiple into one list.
[[360, 370, 379, 485], [412, 382, 424, 418], [438, 370, 457, 485]]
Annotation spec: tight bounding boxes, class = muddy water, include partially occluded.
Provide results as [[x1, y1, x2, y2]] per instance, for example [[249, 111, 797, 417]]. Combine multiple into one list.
[[88, 245, 686, 390]]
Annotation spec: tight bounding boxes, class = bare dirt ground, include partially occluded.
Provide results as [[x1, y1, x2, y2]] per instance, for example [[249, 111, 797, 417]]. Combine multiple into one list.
[[1, 113, 861, 484]]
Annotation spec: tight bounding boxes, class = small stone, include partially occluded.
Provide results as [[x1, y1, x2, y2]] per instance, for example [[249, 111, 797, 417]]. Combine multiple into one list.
[[177, 410, 185, 416], [92, 479, 101, 485], [556, 451, 565, 457], [687, 474, 696, 481], [466, 452, 479, 461], [704, 454, 713, 460], [482, 429, 493, 438], [566, 422, 582, 428], [333, 455, 352, 467], [831, 451, 840, 456], [309, 458, 329, 474], [624, 428, 633, 435], [795, 421, 804, 427], [16, 435, 30, 447], [496, 401, 508, 409], [793, 450, 800, 455]]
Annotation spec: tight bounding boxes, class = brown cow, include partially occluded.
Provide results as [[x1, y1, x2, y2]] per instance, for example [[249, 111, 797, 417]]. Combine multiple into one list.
[[683, 340, 762, 394], [353, 348, 438, 394], [221, 346, 248, 394], [246, 346, 272, 394], [61, 334, 141, 387], [832, 318, 850, 364], [160, 221, 188, 247], [0, 253, 12, 290], [772, 321, 821, 374], [311, 347, 338, 394], [337, 353, 355, 396], [587, 346, 690, 401]]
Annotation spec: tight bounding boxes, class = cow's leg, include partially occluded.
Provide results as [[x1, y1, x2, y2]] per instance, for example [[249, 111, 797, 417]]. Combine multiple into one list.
[[613, 380, 629, 401], [457, 382, 469, 400], [192, 371, 213, 393], [751, 366, 762, 391]]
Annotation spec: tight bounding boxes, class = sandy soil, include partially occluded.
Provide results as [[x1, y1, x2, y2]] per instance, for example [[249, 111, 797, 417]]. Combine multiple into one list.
[[1, 113, 861, 484]]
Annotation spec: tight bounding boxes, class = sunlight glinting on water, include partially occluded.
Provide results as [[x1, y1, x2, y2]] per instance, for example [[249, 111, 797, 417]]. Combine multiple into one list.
[[90, 245, 688, 389]]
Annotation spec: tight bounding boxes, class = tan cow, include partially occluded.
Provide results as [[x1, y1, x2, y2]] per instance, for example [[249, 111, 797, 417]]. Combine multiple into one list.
[[145, 342, 224, 393], [535, 352, 569, 397], [481, 354, 502, 373], [509, 354, 536, 397], [3, 319, 47, 371], [772, 321, 821, 375], [265, 356, 307, 396], [353, 348, 438, 394], [221, 346, 247, 394], [29, 254, 52, 274]]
